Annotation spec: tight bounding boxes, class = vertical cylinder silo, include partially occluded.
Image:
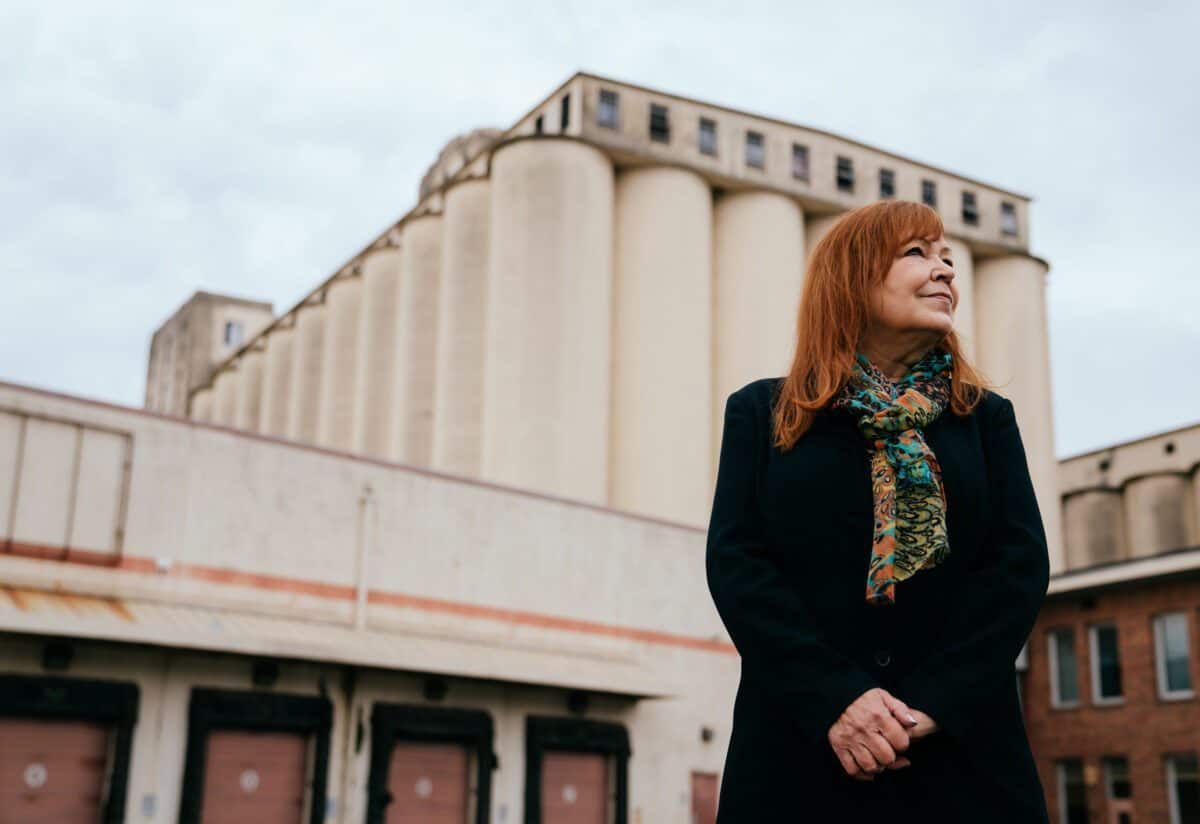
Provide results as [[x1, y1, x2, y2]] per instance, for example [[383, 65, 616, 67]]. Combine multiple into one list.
[[483, 139, 614, 503], [432, 177, 491, 477], [1063, 489, 1127, 569], [287, 301, 327, 444], [804, 213, 842, 261], [609, 166, 713, 524], [944, 237, 976, 363], [353, 246, 403, 458], [259, 325, 294, 437], [317, 273, 364, 451], [190, 388, 214, 422], [211, 367, 239, 426], [973, 253, 1063, 572], [712, 190, 806, 473], [1124, 474, 1194, 558], [233, 346, 265, 432], [392, 215, 443, 466]]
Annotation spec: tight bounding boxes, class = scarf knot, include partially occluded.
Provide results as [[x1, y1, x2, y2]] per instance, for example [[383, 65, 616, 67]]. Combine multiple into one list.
[[831, 348, 953, 606]]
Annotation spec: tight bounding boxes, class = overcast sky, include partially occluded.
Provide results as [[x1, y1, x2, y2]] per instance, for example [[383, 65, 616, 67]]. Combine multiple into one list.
[[3, 1, 1197, 458]]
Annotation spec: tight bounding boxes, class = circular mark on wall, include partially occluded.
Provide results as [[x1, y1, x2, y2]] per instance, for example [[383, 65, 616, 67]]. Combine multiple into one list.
[[415, 776, 434, 798], [23, 763, 48, 790], [239, 769, 260, 794], [562, 784, 578, 804]]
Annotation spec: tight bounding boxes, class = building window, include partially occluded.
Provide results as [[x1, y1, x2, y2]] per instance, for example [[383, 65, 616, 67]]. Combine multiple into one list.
[[921, 179, 937, 208], [1155, 612, 1195, 699], [560, 94, 570, 131], [1103, 755, 1132, 803], [649, 103, 670, 143], [534, 114, 544, 134], [879, 168, 896, 198], [597, 89, 619, 129], [1001, 201, 1018, 235], [836, 155, 854, 193], [223, 320, 243, 347], [1049, 627, 1080, 707], [1166, 754, 1200, 824], [1090, 623, 1124, 702], [1057, 759, 1090, 824], [962, 191, 979, 225], [745, 130, 765, 169], [699, 117, 717, 157], [791, 143, 809, 180]]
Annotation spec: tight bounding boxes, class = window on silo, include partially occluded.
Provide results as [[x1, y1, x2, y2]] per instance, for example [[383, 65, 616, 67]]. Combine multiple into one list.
[[836, 155, 854, 192], [791, 143, 809, 180], [745, 131, 765, 169], [560, 94, 570, 131], [649, 103, 670, 143], [534, 115, 544, 134], [597, 89, 619, 129], [1001, 201, 1019, 235], [962, 191, 979, 225], [879, 168, 896, 198], [223, 320, 243, 347], [699, 117, 717, 157]]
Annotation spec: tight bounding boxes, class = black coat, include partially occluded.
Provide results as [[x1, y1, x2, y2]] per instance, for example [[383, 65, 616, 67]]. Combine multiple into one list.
[[706, 376, 1051, 823]]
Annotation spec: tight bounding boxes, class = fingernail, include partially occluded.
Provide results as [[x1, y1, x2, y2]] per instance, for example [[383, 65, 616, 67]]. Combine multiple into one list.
[[906, 713, 918, 724]]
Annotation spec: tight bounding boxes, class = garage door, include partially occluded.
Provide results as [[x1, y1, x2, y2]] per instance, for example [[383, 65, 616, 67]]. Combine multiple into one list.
[[385, 742, 469, 824], [540, 752, 607, 824], [690, 772, 717, 824], [200, 730, 309, 824], [0, 718, 111, 824]]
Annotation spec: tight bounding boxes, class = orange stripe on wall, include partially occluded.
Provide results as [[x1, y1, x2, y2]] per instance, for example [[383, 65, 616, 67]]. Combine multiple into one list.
[[2, 540, 736, 655]]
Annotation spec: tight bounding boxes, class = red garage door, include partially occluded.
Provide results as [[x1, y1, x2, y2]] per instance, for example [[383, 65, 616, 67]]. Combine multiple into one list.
[[201, 730, 309, 824], [385, 742, 469, 824], [541, 752, 607, 824], [690, 772, 718, 824], [0, 718, 110, 824]]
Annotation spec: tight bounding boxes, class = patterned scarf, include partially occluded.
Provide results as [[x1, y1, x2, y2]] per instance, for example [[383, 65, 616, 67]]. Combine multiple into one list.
[[831, 346, 953, 606]]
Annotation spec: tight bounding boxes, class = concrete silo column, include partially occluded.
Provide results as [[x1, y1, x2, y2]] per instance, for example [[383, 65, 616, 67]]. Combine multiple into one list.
[[211, 367, 239, 426], [483, 138, 614, 503], [190, 387, 214, 422], [317, 273, 364, 451], [973, 253, 1063, 573], [392, 215, 443, 467], [610, 166, 712, 525], [287, 301, 327, 444], [353, 246, 403, 458], [233, 345, 265, 432], [432, 178, 491, 477], [259, 325, 294, 437]]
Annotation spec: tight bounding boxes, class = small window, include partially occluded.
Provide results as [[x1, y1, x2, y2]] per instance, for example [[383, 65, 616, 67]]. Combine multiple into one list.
[[1090, 623, 1124, 702], [1166, 753, 1200, 824], [534, 114, 544, 134], [223, 320, 243, 347], [921, 179, 937, 207], [791, 143, 809, 180], [745, 131, 765, 169], [1155, 613, 1194, 698], [597, 89, 619, 129], [560, 94, 570, 131], [1102, 756, 1132, 800], [879, 168, 896, 198], [1049, 627, 1080, 707], [836, 155, 854, 193], [649, 103, 670, 143], [1001, 201, 1019, 235], [1057, 759, 1090, 824], [962, 191, 979, 225], [699, 117, 718, 157]]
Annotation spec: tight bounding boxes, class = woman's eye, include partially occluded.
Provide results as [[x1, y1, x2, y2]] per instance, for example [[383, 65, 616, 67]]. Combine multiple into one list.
[[942, 258, 954, 267], [905, 246, 923, 256]]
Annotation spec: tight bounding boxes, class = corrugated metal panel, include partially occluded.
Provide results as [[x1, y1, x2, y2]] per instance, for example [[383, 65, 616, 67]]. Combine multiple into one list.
[[386, 742, 469, 824], [0, 718, 111, 824], [201, 730, 309, 824], [0, 587, 671, 698], [541, 752, 607, 824]]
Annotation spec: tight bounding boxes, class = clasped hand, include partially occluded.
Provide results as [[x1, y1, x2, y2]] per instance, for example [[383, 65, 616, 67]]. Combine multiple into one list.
[[827, 687, 939, 781]]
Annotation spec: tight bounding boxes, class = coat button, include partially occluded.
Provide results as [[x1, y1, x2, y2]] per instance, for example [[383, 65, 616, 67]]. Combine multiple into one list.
[[874, 649, 891, 667]]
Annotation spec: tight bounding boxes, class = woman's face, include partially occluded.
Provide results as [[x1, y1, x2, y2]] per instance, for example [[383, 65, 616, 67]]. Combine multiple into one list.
[[868, 234, 957, 340]]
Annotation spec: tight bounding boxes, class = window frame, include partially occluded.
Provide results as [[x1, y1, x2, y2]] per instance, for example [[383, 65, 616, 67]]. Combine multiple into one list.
[[223, 320, 243, 347], [961, 190, 979, 226], [1154, 612, 1196, 701], [921, 179, 937, 208], [698, 117, 718, 157], [1048, 626, 1081, 709], [649, 102, 670, 144], [791, 143, 810, 180], [1089, 621, 1125, 705], [1000, 200, 1019, 236], [597, 89, 620, 129], [1166, 752, 1200, 824], [836, 155, 854, 193], [744, 130, 765, 170], [879, 167, 896, 199], [1056, 758, 1088, 824]]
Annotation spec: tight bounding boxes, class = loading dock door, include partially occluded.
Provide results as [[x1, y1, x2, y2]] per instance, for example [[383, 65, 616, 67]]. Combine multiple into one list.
[[540, 752, 607, 824], [385, 742, 469, 824], [0, 718, 110, 824], [200, 730, 309, 824]]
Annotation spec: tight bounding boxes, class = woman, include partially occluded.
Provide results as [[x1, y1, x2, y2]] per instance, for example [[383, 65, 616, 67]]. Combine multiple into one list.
[[706, 200, 1051, 822]]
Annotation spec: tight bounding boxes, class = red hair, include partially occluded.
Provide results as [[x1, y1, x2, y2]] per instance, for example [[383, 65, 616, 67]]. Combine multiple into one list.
[[773, 200, 992, 450]]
